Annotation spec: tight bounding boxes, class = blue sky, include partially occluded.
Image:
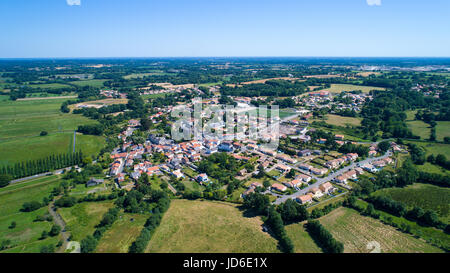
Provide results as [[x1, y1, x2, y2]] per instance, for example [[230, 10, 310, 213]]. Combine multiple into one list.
[[0, 0, 449, 58]]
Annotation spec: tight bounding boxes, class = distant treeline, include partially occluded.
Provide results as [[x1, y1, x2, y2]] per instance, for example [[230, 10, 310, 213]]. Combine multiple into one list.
[[0, 151, 83, 179]]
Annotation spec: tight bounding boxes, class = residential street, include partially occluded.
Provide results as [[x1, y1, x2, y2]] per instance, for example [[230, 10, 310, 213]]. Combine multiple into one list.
[[273, 151, 392, 204], [274, 152, 391, 205]]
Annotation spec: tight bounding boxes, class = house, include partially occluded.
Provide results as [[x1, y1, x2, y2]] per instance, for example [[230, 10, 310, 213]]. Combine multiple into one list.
[[362, 163, 378, 173], [319, 182, 334, 194], [311, 167, 327, 176], [317, 138, 327, 144], [218, 141, 234, 152], [275, 164, 291, 173], [276, 154, 298, 164], [131, 171, 142, 180], [296, 194, 313, 204], [283, 179, 303, 188], [147, 166, 160, 176], [372, 160, 386, 168], [344, 170, 357, 180], [347, 153, 359, 161], [310, 187, 323, 198], [259, 148, 277, 157], [251, 182, 263, 188], [298, 149, 312, 157], [355, 167, 365, 175], [87, 178, 104, 187], [335, 134, 345, 140], [298, 163, 311, 171], [242, 187, 255, 197], [196, 173, 209, 184], [296, 174, 312, 183], [128, 119, 140, 127], [172, 169, 185, 179], [271, 183, 287, 192], [335, 175, 348, 184], [368, 150, 377, 157], [383, 157, 393, 164]]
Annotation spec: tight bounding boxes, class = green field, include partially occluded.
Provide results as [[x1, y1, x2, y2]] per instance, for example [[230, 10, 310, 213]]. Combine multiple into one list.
[[0, 98, 105, 166], [28, 83, 73, 89], [324, 114, 362, 127], [405, 141, 450, 156], [68, 79, 107, 88], [407, 120, 431, 140], [58, 201, 115, 242], [416, 162, 450, 175], [405, 110, 449, 141], [285, 223, 322, 253], [319, 84, 385, 94], [0, 132, 105, 167], [0, 175, 63, 253], [96, 212, 148, 253], [436, 121, 450, 141], [372, 183, 450, 223], [146, 199, 280, 253], [319, 207, 443, 253]]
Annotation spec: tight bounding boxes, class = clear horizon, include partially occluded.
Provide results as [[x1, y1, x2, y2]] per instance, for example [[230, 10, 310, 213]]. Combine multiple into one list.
[[1, 0, 449, 58]]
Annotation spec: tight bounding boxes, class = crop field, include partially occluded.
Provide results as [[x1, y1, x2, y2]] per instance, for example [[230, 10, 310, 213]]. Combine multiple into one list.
[[319, 207, 443, 253], [58, 201, 115, 242], [0, 98, 105, 166], [69, 98, 128, 111], [324, 114, 362, 127], [28, 83, 73, 89], [146, 199, 280, 253], [0, 132, 104, 167], [355, 199, 449, 251], [0, 98, 99, 139], [285, 223, 322, 253], [318, 84, 385, 94], [0, 175, 63, 253], [96, 213, 148, 253], [68, 79, 107, 88], [372, 183, 450, 223]]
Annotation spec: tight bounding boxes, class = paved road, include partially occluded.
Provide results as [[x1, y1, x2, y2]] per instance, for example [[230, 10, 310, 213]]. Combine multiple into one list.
[[10, 167, 72, 185], [273, 152, 392, 205]]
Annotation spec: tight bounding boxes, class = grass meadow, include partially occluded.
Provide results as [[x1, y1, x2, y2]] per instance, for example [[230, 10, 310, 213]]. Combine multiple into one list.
[[0, 175, 63, 253], [58, 200, 115, 242], [146, 199, 280, 253], [0, 98, 105, 166], [96, 212, 148, 253]]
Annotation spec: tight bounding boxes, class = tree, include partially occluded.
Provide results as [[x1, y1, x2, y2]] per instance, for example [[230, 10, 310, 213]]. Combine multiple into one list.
[[141, 118, 152, 131], [40, 244, 55, 253], [377, 141, 390, 153], [9, 221, 16, 229], [21, 201, 43, 212], [0, 174, 11, 188], [80, 235, 98, 253], [40, 131, 48, 136], [49, 225, 61, 237], [286, 169, 296, 179]]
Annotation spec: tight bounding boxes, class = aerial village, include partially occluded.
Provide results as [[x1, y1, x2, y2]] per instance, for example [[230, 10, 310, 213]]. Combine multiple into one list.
[[104, 85, 403, 207]]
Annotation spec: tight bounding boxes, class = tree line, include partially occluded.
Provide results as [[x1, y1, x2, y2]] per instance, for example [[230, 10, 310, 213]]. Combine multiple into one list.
[[0, 151, 83, 179]]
